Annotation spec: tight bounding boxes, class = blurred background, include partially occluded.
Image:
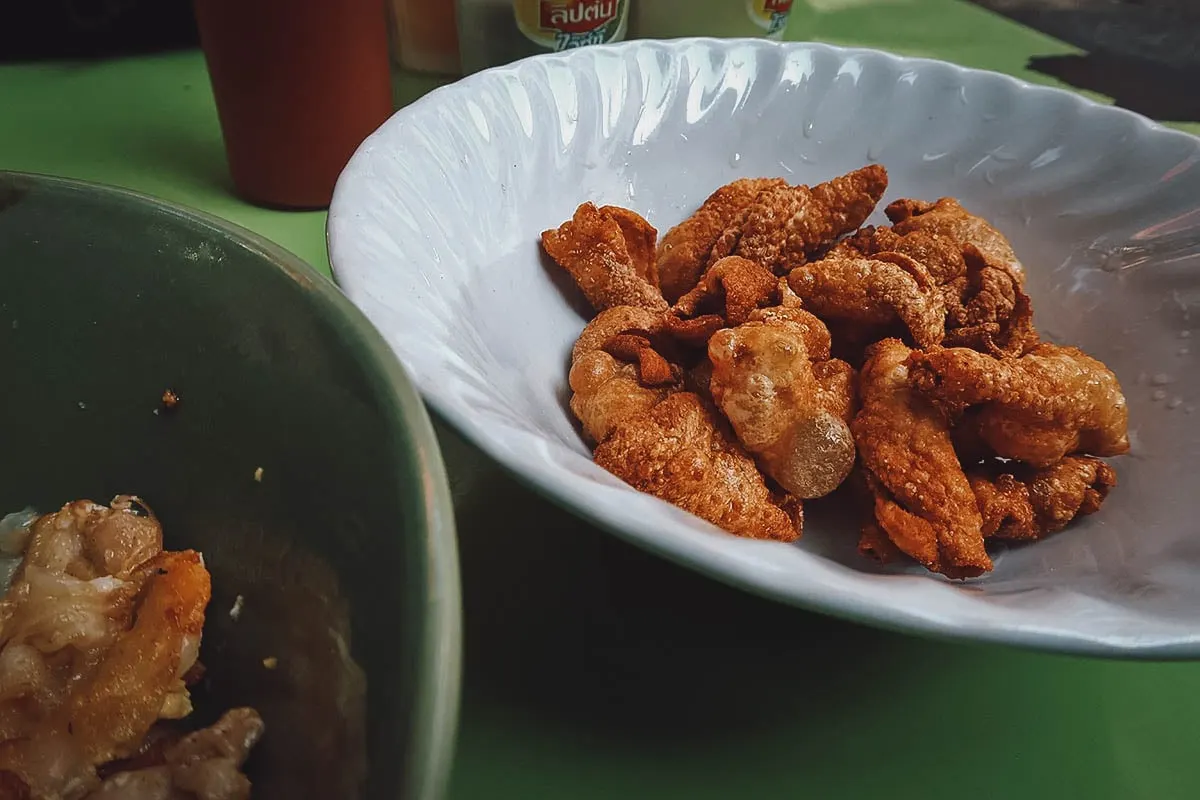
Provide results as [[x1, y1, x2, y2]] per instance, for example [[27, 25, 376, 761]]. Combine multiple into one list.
[[2, 0, 1196, 121]]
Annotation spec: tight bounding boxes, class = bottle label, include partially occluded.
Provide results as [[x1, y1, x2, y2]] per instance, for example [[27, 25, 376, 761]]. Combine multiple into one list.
[[746, 0, 793, 37], [515, 0, 629, 52]]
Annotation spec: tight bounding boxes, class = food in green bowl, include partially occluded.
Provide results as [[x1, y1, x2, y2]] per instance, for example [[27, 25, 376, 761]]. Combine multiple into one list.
[[0, 173, 461, 799]]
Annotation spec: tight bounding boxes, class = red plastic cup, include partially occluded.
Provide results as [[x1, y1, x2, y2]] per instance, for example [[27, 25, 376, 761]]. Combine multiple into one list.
[[193, 0, 394, 209]]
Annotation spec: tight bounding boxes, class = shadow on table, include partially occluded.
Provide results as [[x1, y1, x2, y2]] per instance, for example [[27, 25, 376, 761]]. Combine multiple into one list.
[[1029, 52, 1200, 123], [967, 0, 1200, 122], [438, 422, 918, 746]]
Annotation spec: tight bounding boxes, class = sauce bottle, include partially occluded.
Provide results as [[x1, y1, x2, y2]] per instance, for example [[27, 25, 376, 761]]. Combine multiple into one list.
[[457, 0, 631, 74], [390, 0, 462, 75], [630, 0, 793, 40]]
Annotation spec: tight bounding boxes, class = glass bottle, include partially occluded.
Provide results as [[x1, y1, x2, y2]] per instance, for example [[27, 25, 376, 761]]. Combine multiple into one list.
[[456, 0, 631, 74], [390, 0, 462, 75], [630, 0, 793, 41]]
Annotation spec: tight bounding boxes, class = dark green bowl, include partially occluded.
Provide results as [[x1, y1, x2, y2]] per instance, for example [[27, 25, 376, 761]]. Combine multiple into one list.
[[0, 172, 461, 799]]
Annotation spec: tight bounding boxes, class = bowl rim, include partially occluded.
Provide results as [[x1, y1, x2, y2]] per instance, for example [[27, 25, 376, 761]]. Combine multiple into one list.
[[1, 170, 463, 798], [328, 38, 1200, 660]]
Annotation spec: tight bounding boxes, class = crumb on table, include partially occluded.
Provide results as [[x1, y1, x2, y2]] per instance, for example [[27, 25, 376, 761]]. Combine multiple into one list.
[[262, 656, 278, 670], [229, 594, 245, 621], [161, 389, 180, 410], [253, 467, 263, 483]]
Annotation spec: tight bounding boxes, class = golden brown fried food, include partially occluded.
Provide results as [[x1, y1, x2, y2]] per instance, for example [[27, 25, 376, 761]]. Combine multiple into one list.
[[709, 312, 857, 499], [970, 456, 1116, 540], [67, 550, 210, 766], [858, 518, 906, 564], [657, 178, 787, 302], [906, 343, 1129, 466], [787, 251, 946, 349], [852, 339, 991, 578], [666, 256, 780, 346], [601, 204, 659, 289], [813, 359, 858, 427], [602, 334, 678, 387], [594, 393, 803, 541], [748, 281, 832, 360], [86, 707, 265, 800], [746, 290, 854, 421], [710, 165, 889, 274], [844, 217, 1036, 356], [886, 197, 1024, 283], [0, 498, 255, 799], [853, 226, 968, 285], [542, 202, 667, 313], [547, 168, 1131, 575], [569, 306, 680, 444], [940, 244, 1038, 357]]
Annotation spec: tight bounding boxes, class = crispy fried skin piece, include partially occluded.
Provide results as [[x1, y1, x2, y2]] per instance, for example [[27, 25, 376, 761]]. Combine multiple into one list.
[[813, 359, 858, 426], [941, 244, 1038, 357], [601, 335, 677, 387], [542, 202, 667, 313], [657, 178, 787, 302], [709, 312, 857, 499], [970, 456, 1116, 540], [886, 197, 1024, 283], [856, 226, 968, 285], [748, 283, 832, 360], [787, 251, 946, 348], [859, 519, 907, 564], [841, 224, 1036, 356], [852, 339, 991, 578], [67, 551, 210, 766], [710, 166, 889, 274], [906, 343, 1130, 466], [593, 393, 803, 541], [666, 256, 781, 346], [86, 707, 265, 800], [601, 205, 659, 289], [0, 546, 211, 796], [569, 307, 680, 444]]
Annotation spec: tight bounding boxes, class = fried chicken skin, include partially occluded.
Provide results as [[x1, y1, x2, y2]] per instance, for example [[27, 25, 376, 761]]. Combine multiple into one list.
[[593, 392, 803, 541], [542, 202, 667, 313], [547, 168, 1132, 574], [848, 225, 968, 285], [66, 550, 210, 767], [709, 310, 857, 499], [906, 343, 1129, 467], [852, 339, 991, 578], [85, 707, 265, 800], [0, 499, 242, 799], [666, 256, 780, 346], [657, 178, 787, 302], [886, 196, 1024, 283], [787, 251, 946, 349], [600, 204, 660, 289], [745, 290, 857, 424], [839, 223, 1035, 356], [710, 165, 889, 274], [812, 359, 858, 427], [969, 456, 1116, 540], [569, 306, 680, 444], [939, 244, 1037, 357], [857, 519, 906, 564]]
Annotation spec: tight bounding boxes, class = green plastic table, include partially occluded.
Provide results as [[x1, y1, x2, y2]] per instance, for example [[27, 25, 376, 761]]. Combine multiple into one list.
[[4, 2, 1199, 797]]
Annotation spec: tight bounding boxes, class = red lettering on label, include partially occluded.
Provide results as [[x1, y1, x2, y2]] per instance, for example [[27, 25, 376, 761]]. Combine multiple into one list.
[[764, 0, 793, 12], [540, 0, 618, 34]]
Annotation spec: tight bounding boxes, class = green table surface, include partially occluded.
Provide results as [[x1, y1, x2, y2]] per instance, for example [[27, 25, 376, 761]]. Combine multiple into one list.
[[4, 1, 1199, 797]]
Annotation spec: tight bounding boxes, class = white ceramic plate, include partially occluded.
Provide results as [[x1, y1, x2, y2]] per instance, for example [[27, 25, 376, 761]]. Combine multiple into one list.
[[330, 38, 1200, 657]]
